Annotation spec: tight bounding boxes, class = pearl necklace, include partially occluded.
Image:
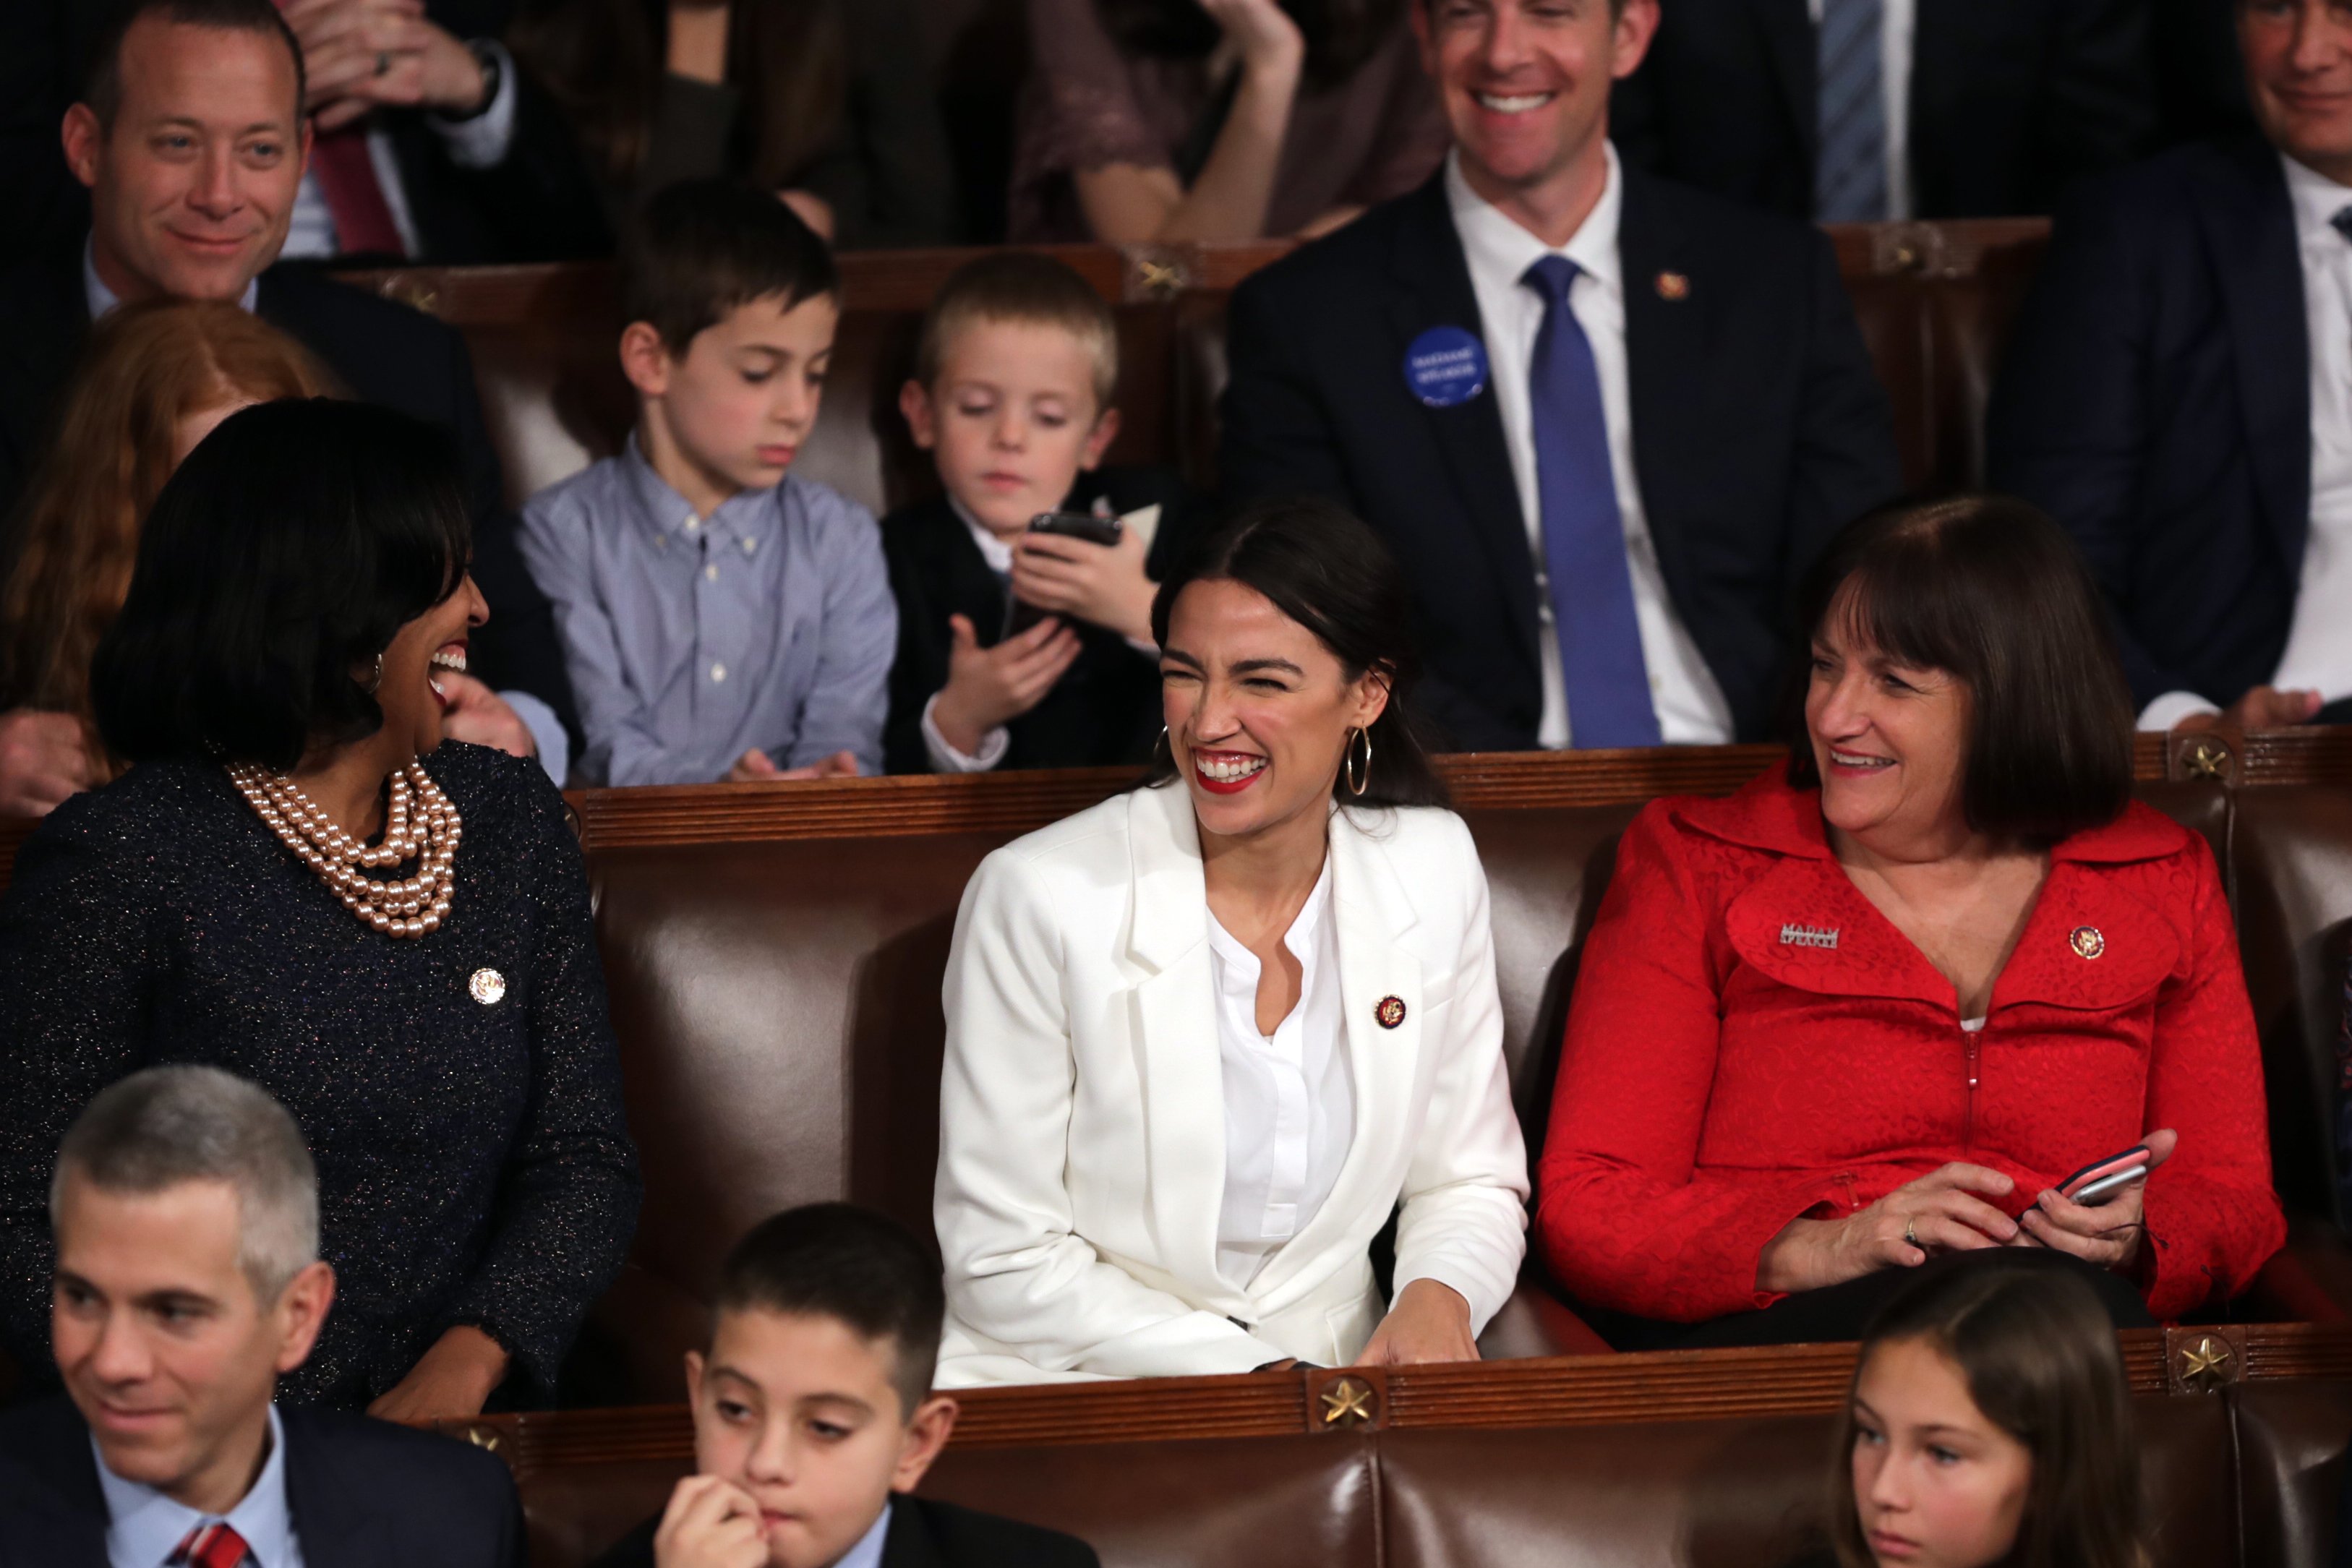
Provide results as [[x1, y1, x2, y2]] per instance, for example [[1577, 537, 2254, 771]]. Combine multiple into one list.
[[228, 761, 462, 938]]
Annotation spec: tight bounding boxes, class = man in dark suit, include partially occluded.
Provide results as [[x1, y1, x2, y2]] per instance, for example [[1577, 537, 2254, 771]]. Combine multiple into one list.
[[1610, 0, 2156, 222], [1220, 0, 1900, 752], [1988, 0, 2352, 734], [0, 0, 577, 807], [0, 0, 606, 271], [0, 1064, 522, 1567]]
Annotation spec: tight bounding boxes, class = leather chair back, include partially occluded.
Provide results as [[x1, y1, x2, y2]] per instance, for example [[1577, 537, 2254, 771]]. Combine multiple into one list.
[[581, 830, 1001, 1399], [2236, 1379, 2352, 1568], [2231, 788, 2352, 1228]]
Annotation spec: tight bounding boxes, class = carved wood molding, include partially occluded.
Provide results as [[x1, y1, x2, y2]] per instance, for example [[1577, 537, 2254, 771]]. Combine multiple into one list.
[[552, 730, 2346, 853], [432, 1322, 2352, 1475], [4, 732, 2350, 883], [563, 746, 1793, 852]]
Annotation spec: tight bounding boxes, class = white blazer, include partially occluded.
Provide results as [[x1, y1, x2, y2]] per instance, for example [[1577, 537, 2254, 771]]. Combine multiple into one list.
[[933, 781, 1530, 1386]]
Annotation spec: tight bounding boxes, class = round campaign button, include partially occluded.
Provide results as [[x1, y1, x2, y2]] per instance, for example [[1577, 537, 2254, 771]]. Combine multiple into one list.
[[1402, 326, 1489, 408]]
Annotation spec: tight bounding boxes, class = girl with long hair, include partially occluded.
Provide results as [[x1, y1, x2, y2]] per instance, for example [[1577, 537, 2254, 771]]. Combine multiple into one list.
[[0, 300, 333, 813], [1806, 1259, 2148, 1568]]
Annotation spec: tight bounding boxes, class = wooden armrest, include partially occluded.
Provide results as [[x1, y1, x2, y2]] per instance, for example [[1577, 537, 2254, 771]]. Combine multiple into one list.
[[1475, 1278, 1616, 1358]]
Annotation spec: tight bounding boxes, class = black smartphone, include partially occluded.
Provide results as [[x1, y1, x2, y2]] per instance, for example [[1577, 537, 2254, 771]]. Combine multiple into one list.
[[1003, 511, 1125, 639]]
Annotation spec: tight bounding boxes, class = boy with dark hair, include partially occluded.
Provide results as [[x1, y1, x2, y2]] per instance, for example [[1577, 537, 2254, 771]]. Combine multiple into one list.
[[521, 179, 897, 786], [882, 252, 1192, 774], [594, 1204, 1097, 1568]]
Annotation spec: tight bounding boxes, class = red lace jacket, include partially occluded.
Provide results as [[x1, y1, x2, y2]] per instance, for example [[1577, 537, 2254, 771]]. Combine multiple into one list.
[[1535, 770, 2285, 1324]]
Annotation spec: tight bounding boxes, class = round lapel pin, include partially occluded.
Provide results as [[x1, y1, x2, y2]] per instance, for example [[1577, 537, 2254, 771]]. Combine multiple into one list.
[[2069, 927, 2105, 960], [1655, 271, 1691, 301], [1401, 326, 1490, 408], [470, 967, 508, 1004], [1374, 995, 1408, 1030]]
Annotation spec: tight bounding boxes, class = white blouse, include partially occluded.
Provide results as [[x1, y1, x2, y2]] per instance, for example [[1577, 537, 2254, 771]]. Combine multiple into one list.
[[1204, 860, 1354, 1290]]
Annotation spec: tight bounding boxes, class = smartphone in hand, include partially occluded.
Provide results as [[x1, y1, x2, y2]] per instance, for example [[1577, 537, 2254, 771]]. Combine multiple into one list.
[[1004, 510, 1125, 639], [2057, 1144, 2152, 1207]]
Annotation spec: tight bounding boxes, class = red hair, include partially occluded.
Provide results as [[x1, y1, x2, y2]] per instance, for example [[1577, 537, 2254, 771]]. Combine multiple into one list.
[[0, 300, 334, 771]]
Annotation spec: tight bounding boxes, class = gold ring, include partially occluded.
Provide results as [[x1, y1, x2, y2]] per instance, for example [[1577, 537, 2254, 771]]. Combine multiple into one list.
[[1904, 1219, 1918, 1248]]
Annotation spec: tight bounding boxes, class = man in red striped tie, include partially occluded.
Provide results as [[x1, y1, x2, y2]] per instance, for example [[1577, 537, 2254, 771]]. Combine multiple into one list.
[[0, 1067, 522, 1567]]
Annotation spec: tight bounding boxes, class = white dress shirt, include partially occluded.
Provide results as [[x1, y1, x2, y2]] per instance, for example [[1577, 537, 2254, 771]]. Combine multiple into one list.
[[832, 1503, 891, 1568], [1205, 857, 1353, 1290], [280, 41, 521, 262], [1807, 0, 1917, 222], [2139, 152, 2352, 729], [97, 1405, 302, 1568], [1445, 146, 1736, 747]]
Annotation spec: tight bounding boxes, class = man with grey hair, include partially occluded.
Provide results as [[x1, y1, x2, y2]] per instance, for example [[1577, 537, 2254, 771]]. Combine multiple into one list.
[[0, 1066, 522, 1566]]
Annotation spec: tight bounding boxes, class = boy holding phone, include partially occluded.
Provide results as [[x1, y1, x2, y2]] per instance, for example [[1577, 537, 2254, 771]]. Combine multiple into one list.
[[882, 254, 1194, 774], [593, 1204, 1098, 1568]]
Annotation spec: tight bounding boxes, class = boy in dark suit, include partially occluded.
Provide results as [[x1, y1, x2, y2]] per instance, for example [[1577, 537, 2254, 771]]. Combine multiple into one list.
[[595, 1205, 1097, 1568], [882, 253, 1189, 776], [0, 1064, 521, 1567]]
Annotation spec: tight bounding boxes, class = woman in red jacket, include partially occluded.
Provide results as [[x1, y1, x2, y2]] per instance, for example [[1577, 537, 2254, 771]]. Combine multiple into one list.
[[1537, 496, 2284, 1348]]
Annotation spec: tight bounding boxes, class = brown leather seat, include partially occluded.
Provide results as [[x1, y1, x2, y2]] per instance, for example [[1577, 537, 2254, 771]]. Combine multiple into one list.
[[2238, 1379, 2352, 1568], [2231, 788, 2352, 1231], [502, 1381, 2330, 1568], [579, 831, 1001, 1400]]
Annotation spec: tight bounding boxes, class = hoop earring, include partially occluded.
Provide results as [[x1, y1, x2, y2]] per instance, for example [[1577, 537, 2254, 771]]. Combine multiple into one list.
[[364, 654, 384, 696], [1343, 726, 1373, 797], [1155, 726, 1171, 766]]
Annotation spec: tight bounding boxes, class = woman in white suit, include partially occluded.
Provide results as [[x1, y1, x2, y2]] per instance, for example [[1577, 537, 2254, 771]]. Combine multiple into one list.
[[933, 497, 1530, 1385]]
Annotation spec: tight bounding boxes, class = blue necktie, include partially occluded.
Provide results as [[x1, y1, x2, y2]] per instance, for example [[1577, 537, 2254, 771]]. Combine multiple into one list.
[[1522, 256, 1660, 749], [1816, 0, 1888, 222]]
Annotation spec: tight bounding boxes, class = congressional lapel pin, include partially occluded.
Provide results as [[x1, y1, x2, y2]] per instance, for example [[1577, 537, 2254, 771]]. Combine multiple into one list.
[[470, 967, 507, 1004], [1779, 922, 1839, 950], [1655, 270, 1691, 302], [1402, 326, 1490, 408], [1374, 995, 1408, 1030], [2070, 926, 2105, 960]]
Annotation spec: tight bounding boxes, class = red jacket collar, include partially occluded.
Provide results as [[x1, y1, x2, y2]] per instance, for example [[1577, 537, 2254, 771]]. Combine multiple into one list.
[[1669, 768, 2191, 865]]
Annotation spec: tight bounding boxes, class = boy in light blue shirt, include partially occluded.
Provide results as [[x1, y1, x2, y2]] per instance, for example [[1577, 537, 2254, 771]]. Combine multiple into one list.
[[521, 180, 895, 787]]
